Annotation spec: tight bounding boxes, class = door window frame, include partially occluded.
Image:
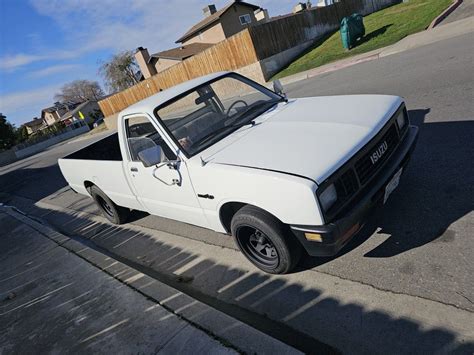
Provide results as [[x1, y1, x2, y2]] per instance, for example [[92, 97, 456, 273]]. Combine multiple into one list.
[[122, 113, 180, 163]]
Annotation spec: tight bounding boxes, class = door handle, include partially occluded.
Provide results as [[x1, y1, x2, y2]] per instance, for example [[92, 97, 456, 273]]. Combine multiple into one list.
[[130, 167, 138, 172]]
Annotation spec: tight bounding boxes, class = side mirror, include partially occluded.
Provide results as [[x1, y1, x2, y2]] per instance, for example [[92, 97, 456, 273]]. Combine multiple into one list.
[[273, 79, 284, 95], [138, 145, 164, 167]]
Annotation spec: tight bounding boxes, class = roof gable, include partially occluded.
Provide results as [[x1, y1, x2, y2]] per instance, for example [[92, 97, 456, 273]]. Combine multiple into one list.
[[176, 1, 260, 43], [23, 118, 44, 128], [151, 43, 214, 61]]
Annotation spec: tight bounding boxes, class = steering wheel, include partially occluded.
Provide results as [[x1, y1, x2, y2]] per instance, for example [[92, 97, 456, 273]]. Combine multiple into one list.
[[225, 100, 248, 117]]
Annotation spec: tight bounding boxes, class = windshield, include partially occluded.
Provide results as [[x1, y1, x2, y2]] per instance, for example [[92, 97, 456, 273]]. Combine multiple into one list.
[[155, 74, 281, 157]]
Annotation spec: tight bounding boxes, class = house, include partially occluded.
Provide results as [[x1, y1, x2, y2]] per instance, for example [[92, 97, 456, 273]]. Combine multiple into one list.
[[293, 2, 308, 13], [176, 1, 263, 46], [60, 100, 102, 127], [135, 43, 214, 78], [41, 103, 70, 127], [315, 0, 337, 7], [135, 1, 268, 79], [23, 118, 46, 135]]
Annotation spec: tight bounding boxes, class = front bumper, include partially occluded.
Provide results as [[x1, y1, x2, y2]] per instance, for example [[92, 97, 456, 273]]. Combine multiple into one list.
[[291, 125, 419, 257]]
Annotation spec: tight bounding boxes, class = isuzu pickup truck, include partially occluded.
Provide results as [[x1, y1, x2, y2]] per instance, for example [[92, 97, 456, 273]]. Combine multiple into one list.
[[59, 72, 418, 274]]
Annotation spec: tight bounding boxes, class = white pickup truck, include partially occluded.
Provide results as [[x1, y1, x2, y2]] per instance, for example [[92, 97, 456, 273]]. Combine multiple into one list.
[[59, 72, 418, 274]]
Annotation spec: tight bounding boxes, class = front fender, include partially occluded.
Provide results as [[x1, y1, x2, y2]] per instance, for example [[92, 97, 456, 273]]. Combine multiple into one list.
[[189, 162, 323, 232]]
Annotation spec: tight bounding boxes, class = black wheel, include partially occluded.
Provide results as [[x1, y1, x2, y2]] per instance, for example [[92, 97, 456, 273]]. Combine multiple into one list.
[[231, 205, 302, 274], [89, 185, 129, 224]]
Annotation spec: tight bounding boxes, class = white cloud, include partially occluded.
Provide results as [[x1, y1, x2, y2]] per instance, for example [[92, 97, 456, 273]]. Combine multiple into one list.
[[28, 0, 297, 56], [0, 84, 62, 119], [0, 1, 296, 74], [0, 49, 83, 72], [28, 64, 82, 78], [0, 53, 47, 71]]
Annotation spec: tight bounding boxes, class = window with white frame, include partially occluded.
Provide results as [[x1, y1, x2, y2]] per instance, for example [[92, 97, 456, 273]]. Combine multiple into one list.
[[239, 14, 252, 25]]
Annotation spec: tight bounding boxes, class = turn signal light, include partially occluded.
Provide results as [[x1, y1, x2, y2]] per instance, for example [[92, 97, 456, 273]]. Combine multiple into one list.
[[305, 233, 323, 242]]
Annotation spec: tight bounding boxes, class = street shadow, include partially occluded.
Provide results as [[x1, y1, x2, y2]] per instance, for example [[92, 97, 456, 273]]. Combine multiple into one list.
[[355, 24, 393, 47], [0, 165, 68, 202], [3, 202, 472, 354]]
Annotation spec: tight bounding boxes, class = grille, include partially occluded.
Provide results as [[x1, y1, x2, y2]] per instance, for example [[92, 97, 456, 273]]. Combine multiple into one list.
[[355, 124, 399, 185], [336, 169, 358, 199], [329, 169, 359, 213]]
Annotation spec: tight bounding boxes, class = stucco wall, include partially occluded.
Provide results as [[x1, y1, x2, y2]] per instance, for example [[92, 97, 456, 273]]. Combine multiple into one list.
[[44, 112, 58, 126], [259, 40, 316, 80], [155, 58, 181, 73], [74, 101, 101, 121], [220, 4, 258, 38], [135, 49, 157, 79], [182, 22, 226, 45]]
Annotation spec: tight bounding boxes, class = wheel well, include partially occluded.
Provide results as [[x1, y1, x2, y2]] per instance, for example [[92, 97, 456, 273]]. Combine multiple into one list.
[[84, 181, 95, 192], [219, 202, 246, 234]]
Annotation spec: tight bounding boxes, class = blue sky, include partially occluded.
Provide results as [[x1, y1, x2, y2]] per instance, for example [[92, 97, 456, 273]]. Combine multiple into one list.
[[0, 0, 296, 126]]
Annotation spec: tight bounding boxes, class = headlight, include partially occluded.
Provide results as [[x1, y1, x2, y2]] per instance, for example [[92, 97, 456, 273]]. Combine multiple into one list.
[[319, 184, 337, 212], [396, 110, 407, 131]]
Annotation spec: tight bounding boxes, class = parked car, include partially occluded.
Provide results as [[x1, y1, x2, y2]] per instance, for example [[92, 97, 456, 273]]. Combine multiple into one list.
[[58, 71, 418, 274]]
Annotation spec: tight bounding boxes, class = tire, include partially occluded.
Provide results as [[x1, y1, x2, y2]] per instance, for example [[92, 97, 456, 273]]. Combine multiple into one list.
[[231, 205, 302, 274], [89, 185, 129, 224]]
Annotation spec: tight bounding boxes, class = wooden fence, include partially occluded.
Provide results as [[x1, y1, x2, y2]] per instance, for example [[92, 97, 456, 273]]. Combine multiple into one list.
[[99, 31, 258, 117], [99, 0, 400, 117], [249, 0, 364, 60]]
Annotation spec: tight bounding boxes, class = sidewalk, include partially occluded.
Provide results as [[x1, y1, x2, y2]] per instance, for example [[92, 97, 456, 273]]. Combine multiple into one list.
[[0, 207, 300, 354], [278, 16, 474, 86]]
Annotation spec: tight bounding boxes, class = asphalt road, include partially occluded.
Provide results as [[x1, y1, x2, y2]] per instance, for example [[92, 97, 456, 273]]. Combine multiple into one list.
[[443, 0, 474, 24], [1, 28, 473, 341]]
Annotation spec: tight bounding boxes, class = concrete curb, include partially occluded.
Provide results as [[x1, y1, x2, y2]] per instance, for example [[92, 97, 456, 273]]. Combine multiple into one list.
[[429, 0, 463, 29], [3, 206, 302, 355], [278, 51, 382, 86]]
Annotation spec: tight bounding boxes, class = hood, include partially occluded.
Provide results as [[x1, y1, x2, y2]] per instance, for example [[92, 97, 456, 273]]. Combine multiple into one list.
[[204, 95, 403, 184]]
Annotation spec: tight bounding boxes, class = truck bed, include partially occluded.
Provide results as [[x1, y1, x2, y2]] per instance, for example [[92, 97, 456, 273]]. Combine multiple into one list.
[[64, 133, 122, 161]]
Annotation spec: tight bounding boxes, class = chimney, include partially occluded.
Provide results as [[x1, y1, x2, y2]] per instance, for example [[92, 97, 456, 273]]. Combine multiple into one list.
[[203, 4, 217, 17], [134, 47, 157, 79], [254, 8, 269, 22], [293, 2, 307, 13]]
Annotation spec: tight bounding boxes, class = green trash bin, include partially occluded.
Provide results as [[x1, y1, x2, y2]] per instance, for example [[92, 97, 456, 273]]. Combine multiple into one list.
[[340, 13, 365, 50]]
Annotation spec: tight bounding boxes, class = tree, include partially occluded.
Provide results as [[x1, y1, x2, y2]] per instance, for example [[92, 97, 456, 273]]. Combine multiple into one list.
[[0, 113, 16, 150], [98, 50, 140, 93], [15, 125, 29, 144], [55, 80, 105, 103]]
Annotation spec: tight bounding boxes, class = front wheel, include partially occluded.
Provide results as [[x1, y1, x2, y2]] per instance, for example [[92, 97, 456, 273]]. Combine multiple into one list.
[[89, 185, 129, 225], [231, 205, 302, 274]]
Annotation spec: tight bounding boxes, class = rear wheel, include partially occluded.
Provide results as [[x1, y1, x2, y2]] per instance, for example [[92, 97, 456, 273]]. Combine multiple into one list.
[[89, 185, 129, 224], [231, 205, 302, 274]]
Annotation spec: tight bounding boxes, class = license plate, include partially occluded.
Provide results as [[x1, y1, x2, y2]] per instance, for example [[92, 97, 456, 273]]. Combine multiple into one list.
[[384, 168, 403, 204]]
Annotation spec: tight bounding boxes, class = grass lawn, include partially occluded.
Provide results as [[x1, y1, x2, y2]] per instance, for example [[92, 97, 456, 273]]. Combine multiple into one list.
[[273, 0, 452, 79]]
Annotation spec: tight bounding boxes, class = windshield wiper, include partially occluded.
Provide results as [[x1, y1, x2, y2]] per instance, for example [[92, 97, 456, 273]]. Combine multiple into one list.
[[189, 98, 282, 150], [230, 98, 281, 122], [191, 120, 256, 148]]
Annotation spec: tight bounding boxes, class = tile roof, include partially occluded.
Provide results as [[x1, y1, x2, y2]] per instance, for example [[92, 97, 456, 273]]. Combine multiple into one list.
[[23, 118, 44, 128], [150, 43, 214, 61], [176, 1, 260, 43]]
